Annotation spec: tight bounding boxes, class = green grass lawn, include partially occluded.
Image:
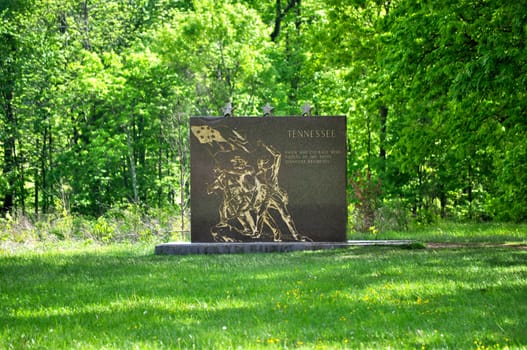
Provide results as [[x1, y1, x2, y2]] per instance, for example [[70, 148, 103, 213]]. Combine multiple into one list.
[[1, 223, 526, 349], [351, 221, 527, 245]]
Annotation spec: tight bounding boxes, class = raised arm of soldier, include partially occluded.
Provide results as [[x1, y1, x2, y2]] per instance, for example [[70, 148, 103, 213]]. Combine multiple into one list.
[[261, 142, 281, 183]]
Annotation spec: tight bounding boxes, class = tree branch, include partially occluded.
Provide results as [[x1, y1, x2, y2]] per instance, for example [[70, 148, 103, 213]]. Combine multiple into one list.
[[270, 0, 300, 42]]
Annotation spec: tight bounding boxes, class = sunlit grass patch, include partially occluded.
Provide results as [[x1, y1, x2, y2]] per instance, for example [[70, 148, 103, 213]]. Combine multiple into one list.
[[353, 221, 527, 244], [1, 227, 526, 349]]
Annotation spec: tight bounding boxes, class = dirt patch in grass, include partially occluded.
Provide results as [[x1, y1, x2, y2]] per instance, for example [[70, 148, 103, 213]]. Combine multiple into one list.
[[426, 242, 527, 250]]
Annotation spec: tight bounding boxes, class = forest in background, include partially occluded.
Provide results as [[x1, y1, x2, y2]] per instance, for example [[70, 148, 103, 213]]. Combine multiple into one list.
[[1, 0, 526, 238]]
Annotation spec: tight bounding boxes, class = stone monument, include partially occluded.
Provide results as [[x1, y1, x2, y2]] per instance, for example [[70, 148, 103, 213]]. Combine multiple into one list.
[[190, 115, 347, 243]]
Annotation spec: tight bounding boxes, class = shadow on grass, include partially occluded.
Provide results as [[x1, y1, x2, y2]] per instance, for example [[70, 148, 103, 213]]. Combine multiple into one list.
[[1, 246, 526, 348]]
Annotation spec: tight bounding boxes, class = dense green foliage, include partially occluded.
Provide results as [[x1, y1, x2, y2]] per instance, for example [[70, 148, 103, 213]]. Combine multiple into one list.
[[1, 227, 526, 349], [1, 0, 526, 226]]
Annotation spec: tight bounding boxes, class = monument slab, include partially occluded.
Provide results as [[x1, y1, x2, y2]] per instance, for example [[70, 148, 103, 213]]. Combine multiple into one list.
[[190, 116, 347, 243]]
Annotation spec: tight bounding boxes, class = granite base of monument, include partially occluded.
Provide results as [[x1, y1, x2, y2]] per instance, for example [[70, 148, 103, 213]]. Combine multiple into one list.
[[154, 240, 414, 255]]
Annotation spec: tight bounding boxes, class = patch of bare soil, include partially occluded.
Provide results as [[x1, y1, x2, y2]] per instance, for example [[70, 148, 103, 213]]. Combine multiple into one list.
[[426, 242, 527, 250]]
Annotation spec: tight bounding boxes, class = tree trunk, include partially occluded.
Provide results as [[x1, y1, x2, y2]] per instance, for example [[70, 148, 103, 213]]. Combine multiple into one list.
[[270, 0, 300, 42], [125, 125, 139, 205], [35, 136, 40, 217], [0, 34, 17, 216], [439, 186, 447, 218], [379, 105, 388, 170], [81, 0, 92, 50], [17, 138, 26, 215], [157, 116, 163, 208], [176, 112, 187, 234]]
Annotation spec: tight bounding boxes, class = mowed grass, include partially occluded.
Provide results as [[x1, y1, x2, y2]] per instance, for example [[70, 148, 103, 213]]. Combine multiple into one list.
[[352, 221, 527, 245], [0, 224, 526, 349]]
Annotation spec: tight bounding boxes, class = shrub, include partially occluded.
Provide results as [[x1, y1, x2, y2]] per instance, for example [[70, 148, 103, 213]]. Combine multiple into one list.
[[375, 199, 410, 232], [349, 170, 382, 232]]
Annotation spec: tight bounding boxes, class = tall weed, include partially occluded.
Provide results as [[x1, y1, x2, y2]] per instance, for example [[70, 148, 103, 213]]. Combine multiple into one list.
[[0, 206, 188, 247]]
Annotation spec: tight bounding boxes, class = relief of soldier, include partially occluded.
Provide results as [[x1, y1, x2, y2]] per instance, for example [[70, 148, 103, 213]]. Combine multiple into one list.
[[192, 125, 310, 242]]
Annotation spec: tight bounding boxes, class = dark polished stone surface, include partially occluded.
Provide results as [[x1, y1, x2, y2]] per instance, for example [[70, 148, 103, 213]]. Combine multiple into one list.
[[190, 116, 347, 243]]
